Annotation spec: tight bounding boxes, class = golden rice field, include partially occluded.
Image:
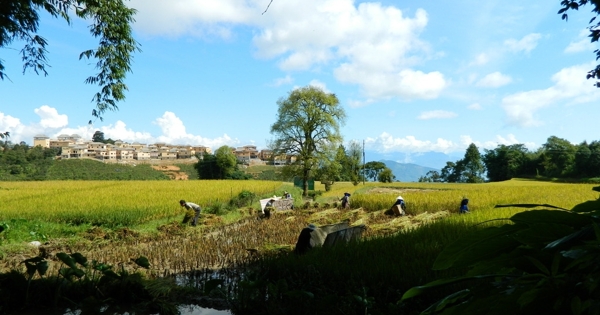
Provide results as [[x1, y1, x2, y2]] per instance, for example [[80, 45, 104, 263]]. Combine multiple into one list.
[[0, 180, 282, 226], [0, 179, 599, 278]]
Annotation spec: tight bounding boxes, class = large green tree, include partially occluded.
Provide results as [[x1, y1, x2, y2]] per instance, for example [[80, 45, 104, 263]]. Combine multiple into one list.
[[363, 161, 386, 181], [215, 146, 237, 179], [462, 143, 485, 183], [270, 86, 346, 196], [483, 144, 529, 182], [540, 136, 576, 177], [1, 0, 140, 120]]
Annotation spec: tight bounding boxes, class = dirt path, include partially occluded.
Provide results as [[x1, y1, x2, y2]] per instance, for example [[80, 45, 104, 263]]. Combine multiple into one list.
[[152, 165, 189, 180]]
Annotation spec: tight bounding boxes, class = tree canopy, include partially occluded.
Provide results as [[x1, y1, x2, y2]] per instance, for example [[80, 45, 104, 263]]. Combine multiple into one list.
[[559, 0, 600, 87], [1, 0, 140, 120], [270, 86, 346, 196]]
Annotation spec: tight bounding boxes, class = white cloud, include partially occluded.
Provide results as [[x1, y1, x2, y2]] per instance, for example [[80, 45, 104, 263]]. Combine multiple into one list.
[[347, 98, 376, 108], [417, 110, 457, 120], [364, 132, 539, 155], [270, 75, 294, 86], [565, 29, 595, 54], [476, 72, 512, 88], [35, 105, 68, 129], [0, 112, 26, 143], [336, 67, 446, 100], [504, 33, 542, 53], [153, 112, 239, 148], [470, 53, 489, 66], [501, 62, 600, 127], [468, 103, 482, 110], [365, 132, 458, 153], [131, 0, 445, 102], [3, 108, 239, 150]]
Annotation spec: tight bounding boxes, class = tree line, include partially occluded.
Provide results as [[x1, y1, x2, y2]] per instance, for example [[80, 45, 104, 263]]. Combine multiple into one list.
[[419, 135, 600, 183]]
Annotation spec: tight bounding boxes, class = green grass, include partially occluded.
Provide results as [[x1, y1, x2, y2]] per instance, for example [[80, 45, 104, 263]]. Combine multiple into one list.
[[46, 159, 171, 180]]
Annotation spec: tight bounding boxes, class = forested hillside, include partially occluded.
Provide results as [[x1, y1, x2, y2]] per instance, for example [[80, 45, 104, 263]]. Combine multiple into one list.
[[47, 160, 170, 180]]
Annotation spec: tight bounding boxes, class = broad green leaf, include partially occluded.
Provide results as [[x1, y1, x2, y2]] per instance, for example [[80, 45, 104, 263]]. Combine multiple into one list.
[[421, 289, 471, 315], [21, 256, 44, 264], [572, 296, 582, 315], [512, 223, 574, 247], [284, 290, 314, 299], [70, 253, 88, 267], [101, 269, 121, 280], [511, 210, 592, 228], [36, 260, 49, 276], [495, 204, 566, 210], [56, 252, 76, 268], [433, 224, 525, 270], [517, 288, 542, 307], [24, 262, 37, 278], [545, 226, 594, 250], [132, 256, 150, 269], [401, 274, 506, 300], [525, 256, 550, 275], [571, 199, 600, 213]]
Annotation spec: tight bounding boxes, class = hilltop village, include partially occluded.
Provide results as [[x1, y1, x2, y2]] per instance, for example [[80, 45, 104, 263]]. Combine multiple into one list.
[[33, 134, 294, 166]]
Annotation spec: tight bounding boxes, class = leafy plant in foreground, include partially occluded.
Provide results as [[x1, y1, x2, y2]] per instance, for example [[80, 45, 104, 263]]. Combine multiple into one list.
[[401, 186, 600, 315]]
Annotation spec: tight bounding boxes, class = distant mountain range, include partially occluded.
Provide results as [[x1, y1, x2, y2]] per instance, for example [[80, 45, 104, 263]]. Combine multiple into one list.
[[380, 160, 439, 182], [361, 151, 462, 182], [364, 150, 460, 170]]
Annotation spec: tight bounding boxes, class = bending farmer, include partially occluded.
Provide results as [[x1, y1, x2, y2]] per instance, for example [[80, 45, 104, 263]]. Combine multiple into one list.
[[180, 200, 202, 226]]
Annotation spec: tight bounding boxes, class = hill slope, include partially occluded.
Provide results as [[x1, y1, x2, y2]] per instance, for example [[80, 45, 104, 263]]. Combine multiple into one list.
[[381, 160, 439, 182], [46, 159, 170, 180]]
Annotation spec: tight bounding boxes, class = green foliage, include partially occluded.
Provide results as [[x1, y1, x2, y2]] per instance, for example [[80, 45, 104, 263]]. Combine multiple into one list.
[[230, 190, 256, 208], [363, 161, 386, 181], [402, 187, 600, 314], [1, 0, 140, 120], [0, 252, 178, 314], [559, 0, 600, 88], [46, 159, 170, 180], [378, 167, 396, 183], [270, 85, 347, 196], [195, 147, 250, 180], [0, 144, 58, 180], [215, 146, 238, 178]]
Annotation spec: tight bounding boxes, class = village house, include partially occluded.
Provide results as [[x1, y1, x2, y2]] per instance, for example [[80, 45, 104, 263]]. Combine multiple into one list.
[[32, 135, 293, 165]]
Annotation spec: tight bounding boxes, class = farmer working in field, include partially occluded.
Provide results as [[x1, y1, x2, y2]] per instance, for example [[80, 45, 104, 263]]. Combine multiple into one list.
[[340, 192, 351, 209], [180, 199, 202, 226]]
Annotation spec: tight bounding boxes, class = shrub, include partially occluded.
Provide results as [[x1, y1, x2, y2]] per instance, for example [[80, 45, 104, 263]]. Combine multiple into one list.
[[230, 190, 256, 208]]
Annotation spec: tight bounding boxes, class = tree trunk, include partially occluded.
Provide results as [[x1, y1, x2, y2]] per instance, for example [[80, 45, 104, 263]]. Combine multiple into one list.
[[303, 168, 309, 197]]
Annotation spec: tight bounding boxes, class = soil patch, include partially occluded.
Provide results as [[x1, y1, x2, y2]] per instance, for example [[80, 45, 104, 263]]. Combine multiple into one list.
[[152, 165, 189, 180]]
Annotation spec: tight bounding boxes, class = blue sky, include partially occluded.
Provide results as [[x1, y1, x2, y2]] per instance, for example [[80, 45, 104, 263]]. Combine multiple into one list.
[[1, 0, 600, 163]]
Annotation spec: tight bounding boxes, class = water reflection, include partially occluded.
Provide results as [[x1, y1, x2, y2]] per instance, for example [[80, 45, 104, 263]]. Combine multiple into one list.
[[61, 305, 231, 315], [179, 305, 231, 315]]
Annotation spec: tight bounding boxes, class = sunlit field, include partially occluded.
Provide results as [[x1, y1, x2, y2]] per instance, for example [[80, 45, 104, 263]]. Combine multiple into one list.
[[0, 180, 281, 226], [0, 179, 598, 280]]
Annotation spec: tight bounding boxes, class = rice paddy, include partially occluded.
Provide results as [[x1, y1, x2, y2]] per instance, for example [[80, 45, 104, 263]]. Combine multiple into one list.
[[1, 179, 599, 314]]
